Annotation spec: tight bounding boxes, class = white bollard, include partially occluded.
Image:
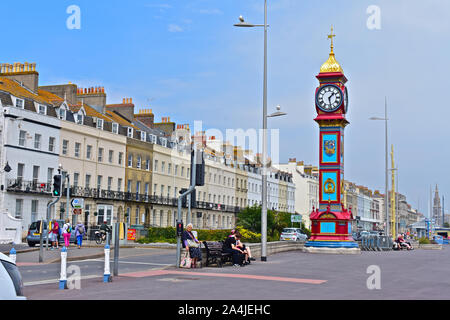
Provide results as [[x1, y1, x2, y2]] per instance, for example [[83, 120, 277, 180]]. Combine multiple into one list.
[[59, 246, 68, 289], [9, 247, 16, 264], [103, 244, 111, 282]]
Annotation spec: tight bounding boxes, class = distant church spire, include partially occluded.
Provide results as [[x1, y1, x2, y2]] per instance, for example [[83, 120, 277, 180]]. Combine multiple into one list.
[[433, 185, 442, 226]]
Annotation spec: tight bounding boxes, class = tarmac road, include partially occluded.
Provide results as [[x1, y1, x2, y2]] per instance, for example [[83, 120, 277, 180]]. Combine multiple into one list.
[[19, 247, 175, 285]]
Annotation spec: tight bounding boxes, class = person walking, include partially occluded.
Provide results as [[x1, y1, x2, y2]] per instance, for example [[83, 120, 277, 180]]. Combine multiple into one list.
[[49, 220, 60, 250], [182, 223, 202, 268], [75, 221, 86, 249], [62, 219, 72, 248]]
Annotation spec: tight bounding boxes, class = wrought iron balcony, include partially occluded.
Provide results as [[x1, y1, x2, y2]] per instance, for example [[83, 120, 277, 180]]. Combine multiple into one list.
[[12, 182, 243, 214], [195, 201, 241, 213], [7, 179, 52, 194]]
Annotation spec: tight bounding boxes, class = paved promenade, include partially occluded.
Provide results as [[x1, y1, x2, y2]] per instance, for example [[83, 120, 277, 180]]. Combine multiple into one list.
[[20, 245, 450, 300]]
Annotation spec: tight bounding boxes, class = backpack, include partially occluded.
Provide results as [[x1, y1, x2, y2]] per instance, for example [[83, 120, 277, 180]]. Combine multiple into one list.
[[77, 225, 84, 234], [66, 224, 72, 233]]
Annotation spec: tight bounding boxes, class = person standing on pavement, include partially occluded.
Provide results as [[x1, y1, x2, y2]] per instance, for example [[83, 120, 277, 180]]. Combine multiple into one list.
[[75, 222, 86, 249], [62, 219, 72, 248], [50, 220, 60, 250]]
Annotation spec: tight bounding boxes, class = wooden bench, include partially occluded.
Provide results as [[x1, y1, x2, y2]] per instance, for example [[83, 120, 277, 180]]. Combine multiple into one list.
[[203, 241, 232, 267]]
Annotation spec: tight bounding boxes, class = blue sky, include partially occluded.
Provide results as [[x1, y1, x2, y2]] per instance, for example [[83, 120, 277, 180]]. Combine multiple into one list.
[[2, 0, 450, 215]]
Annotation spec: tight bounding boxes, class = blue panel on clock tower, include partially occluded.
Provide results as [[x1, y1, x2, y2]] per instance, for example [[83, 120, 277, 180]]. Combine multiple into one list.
[[322, 171, 338, 202], [322, 133, 338, 163]]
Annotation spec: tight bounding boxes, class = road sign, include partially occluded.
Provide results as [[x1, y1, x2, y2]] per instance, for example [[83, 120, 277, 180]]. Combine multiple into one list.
[[71, 198, 84, 209], [73, 208, 82, 215], [291, 215, 302, 223]]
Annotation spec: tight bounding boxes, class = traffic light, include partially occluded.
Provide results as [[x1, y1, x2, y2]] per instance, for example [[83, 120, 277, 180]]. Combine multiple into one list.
[[180, 188, 196, 208], [176, 221, 183, 237], [52, 174, 62, 197], [190, 151, 205, 186]]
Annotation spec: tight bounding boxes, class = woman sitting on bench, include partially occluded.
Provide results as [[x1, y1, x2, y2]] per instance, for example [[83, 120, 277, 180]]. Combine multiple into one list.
[[223, 231, 246, 267], [229, 229, 255, 264], [236, 236, 255, 264], [182, 223, 202, 268]]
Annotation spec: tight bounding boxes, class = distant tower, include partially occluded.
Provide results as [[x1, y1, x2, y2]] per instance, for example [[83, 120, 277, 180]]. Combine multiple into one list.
[[433, 185, 442, 226]]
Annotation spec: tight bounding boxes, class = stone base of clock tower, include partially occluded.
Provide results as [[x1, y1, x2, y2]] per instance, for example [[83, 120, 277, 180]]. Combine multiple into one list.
[[303, 246, 361, 255], [304, 206, 360, 253]]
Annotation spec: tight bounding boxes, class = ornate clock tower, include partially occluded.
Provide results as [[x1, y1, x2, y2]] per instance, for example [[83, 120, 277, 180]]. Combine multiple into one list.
[[304, 27, 359, 251]]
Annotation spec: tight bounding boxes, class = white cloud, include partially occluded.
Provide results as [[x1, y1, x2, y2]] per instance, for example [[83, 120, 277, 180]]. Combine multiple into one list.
[[197, 8, 223, 15], [168, 24, 183, 32], [145, 3, 173, 9]]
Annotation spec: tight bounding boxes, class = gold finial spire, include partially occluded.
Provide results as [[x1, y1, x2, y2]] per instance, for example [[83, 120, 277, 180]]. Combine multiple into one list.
[[328, 25, 336, 53], [320, 25, 343, 73]]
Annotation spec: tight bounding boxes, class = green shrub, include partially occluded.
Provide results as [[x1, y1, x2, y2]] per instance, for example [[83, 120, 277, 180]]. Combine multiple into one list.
[[419, 237, 431, 244], [197, 229, 232, 241], [137, 226, 285, 244], [236, 227, 261, 243]]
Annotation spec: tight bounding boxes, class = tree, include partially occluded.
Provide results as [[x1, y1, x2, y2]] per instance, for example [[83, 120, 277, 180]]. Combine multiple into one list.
[[236, 205, 261, 233], [237, 205, 295, 239]]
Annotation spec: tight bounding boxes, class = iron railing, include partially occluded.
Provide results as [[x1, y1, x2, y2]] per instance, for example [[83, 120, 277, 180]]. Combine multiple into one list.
[[7, 179, 51, 194]]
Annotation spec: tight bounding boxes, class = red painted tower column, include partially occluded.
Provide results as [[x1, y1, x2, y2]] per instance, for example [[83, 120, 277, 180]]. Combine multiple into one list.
[[305, 27, 358, 249]]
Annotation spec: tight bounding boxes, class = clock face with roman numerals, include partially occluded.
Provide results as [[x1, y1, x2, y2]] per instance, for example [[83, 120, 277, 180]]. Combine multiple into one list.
[[316, 84, 343, 112]]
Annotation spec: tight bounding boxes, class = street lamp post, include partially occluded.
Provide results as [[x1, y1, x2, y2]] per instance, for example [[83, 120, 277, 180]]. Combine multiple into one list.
[[235, 2, 287, 261], [234, 0, 269, 261], [369, 97, 390, 238]]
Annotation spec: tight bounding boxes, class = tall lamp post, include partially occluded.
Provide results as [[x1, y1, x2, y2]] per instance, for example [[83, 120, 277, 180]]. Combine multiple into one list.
[[234, 0, 269, 261], [234, 2, 287, 261], [369, 97, 389, 237]]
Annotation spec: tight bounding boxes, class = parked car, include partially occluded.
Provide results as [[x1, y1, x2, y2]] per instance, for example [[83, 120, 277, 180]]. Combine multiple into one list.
[[0, 252, 26, 300], [26, 220, 76, 247], [280, 228, 308, 242]]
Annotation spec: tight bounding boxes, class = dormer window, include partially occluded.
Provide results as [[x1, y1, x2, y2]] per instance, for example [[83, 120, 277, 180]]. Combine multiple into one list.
[[15, 98, 24, 109], [140, 131, 146, 141], [58, 102, 69, 120], [76, 109, 85, 125], [59, 108, 66, 120], [96, 118, 104, 130], [150, 134, 157, 144], [127, 127, 133, 138], [112, 123, 119, 134], [161, 138, 167, 147], [38, 105, 47, 115], [76, 114, 83, 125]]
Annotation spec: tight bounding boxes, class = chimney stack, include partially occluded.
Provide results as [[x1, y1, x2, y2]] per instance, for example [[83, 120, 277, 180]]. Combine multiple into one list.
[[75, 85, 107, 114], [0, 61, 39, 92]]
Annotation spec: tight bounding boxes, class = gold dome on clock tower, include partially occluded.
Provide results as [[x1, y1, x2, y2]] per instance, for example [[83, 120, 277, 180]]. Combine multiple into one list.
[[319, 26, 343, 74]]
